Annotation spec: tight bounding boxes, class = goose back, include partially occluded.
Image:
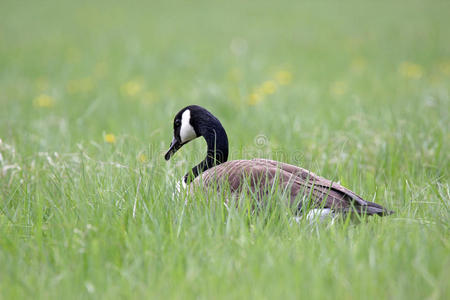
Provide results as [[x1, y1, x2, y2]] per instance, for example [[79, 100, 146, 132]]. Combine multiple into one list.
[[191, 158, 391, 216]]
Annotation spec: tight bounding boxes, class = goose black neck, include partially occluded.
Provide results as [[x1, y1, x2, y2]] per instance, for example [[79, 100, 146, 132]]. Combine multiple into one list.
[[184, 120, 228, 183]]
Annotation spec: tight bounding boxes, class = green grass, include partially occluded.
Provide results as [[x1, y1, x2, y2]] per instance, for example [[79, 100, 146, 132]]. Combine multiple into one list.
[[0, 0, 449, 299]]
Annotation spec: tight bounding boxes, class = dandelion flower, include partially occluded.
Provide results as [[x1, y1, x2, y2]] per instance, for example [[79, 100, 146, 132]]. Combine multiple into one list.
[[438, 60, 450, 76], [66, 77, 94, 94], [248, 92, 264, 105], [104, 134, 116, 144], [330, 81, 348, 97], [228, 68, 242, 81], [261, 80, 277, 95], [399, 62, 423, 79], [350, 57, 366, 73], [141, 91, 156, 104], [275, 70, 292, 85], [138, 153, 148, 163], [121, 80, 142, 97], [33, 94, 55, 108]]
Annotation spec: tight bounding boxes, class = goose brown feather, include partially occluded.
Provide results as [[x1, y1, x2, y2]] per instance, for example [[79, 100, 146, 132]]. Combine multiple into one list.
[[192, 158, 392, 215]]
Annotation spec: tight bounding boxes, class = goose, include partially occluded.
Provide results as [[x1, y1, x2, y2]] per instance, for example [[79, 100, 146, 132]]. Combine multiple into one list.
[[164, 105, 393, 219]]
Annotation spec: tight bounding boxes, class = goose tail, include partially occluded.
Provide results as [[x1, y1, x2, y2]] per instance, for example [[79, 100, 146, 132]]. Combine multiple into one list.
[[357, 201, 394, 216]]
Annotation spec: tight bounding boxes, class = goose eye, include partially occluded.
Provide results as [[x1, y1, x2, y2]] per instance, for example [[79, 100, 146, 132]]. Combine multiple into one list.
[[174, 119, 181, 127]]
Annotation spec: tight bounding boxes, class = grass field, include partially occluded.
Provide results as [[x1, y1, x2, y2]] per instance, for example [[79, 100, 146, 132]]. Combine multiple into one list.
[[1, 0, 449, 299]]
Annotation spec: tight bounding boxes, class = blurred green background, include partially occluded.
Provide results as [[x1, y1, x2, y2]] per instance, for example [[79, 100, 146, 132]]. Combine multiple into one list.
[[0, 0, 449, 299]]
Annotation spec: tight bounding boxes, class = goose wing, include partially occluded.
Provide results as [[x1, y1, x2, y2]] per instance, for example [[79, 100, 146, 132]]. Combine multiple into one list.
[[253, 159, 392, 215], [196, 159, 392, 215]]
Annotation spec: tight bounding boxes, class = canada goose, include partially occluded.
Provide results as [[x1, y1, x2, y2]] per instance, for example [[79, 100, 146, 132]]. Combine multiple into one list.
[[164, 105, 393, 218]]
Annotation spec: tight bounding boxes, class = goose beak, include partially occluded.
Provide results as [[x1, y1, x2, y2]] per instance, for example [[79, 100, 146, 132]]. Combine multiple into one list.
[[164, 137, 182, 160]]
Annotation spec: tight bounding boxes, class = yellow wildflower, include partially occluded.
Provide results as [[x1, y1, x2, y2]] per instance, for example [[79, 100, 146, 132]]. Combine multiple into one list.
[[121, 80, 142, 97], [350, 57, 366, 73], [398, 62, 423, 79], [228, 68, 242, 81], [261, 80, 277, 95], [33, 94, 55, 108], [141, 91, 156, 104], [104, 134, 116, 144], [138, 153, 148, 163], [438, 60, 450, 76], [330, 81, 348, 97], [275, 70, 292, 85], [248, 92, 264, 105], [66, 77, 94, 94]]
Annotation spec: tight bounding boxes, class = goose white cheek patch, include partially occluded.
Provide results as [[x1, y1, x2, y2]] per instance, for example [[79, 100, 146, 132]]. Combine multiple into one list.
[[180, 109, 197, 143]]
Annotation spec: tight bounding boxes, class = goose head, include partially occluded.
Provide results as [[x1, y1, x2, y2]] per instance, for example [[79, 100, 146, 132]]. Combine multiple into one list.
[[164, 106, 199, 160], [164, 105, 229, 182]]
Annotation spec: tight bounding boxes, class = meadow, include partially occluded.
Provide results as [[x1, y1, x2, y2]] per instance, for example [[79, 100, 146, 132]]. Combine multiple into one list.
[[0, 0, 449, 299]]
